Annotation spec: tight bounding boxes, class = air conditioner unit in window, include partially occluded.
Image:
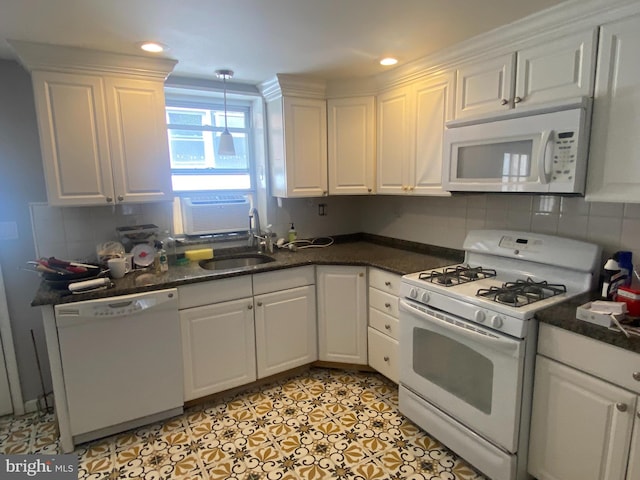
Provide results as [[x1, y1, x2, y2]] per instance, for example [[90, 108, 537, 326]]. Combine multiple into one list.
[[181, 194, 249, 235]]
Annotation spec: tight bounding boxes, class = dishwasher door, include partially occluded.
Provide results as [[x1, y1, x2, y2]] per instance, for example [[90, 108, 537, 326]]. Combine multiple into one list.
[[55, 289, 182, 438]]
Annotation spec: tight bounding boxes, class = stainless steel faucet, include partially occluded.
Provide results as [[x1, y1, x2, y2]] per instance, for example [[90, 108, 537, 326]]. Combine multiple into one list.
[[248, 207, 273, 254]]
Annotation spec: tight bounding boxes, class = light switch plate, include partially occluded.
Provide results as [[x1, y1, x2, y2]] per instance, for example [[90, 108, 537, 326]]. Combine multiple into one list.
[[0, 221, 18, 240]]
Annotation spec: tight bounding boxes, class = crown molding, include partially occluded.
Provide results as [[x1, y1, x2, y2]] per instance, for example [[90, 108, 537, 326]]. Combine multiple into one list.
[[259, 73, 326, 101], [9, 40, 177, 79]]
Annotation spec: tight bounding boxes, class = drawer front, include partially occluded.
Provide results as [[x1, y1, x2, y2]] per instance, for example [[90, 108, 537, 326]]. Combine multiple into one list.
[[369, 268, 401, 296], [538, 323, 640, 394], [369, 308, 399, 340], [253, 266, 315, 295], [178, 276, 253, 310], [368, 327, 399, 383], [369, 287, 399, 318]]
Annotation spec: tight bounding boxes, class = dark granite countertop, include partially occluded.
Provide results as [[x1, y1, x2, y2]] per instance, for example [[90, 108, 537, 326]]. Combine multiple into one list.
[[536, 291, 640, 354], [31, 235, 464, 307]]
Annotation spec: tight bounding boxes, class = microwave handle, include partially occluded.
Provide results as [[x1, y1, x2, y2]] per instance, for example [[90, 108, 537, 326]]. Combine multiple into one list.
[[538, 130, 554, 184]]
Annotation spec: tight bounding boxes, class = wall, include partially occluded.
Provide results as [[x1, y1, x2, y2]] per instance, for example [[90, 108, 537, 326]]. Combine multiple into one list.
[[360, 193, 640, 263], [0, 60, 50, 404]]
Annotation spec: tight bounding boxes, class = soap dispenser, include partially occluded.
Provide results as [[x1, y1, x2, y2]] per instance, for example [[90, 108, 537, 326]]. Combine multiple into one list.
[[288, 223, 297, 243]]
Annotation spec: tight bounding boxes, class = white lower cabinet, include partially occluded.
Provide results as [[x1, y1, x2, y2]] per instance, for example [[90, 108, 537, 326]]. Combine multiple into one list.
[[528, 324, 640, 480], [316, 266, 368, 364], [180, 298, 256, 402], [367, 268, 401, 382], [253, 266, 317, 378]]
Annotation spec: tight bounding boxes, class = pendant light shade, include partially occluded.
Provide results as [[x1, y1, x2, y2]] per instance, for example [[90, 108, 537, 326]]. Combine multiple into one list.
[[215, 69, 235, 156]]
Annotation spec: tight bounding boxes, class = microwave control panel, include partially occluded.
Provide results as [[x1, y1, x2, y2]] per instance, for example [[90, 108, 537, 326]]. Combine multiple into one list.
[[551, 131, 577, 182]]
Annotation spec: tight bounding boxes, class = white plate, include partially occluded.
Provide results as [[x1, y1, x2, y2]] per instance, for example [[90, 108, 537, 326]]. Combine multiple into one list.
[[131, 243, 156, 267]]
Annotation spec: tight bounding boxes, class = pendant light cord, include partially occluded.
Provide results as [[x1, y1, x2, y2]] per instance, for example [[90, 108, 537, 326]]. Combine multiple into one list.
[[223, 75, 229, 132]]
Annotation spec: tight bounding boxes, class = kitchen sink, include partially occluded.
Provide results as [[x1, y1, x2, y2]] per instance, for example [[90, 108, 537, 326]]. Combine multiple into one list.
[[198, 253, 276, 271]]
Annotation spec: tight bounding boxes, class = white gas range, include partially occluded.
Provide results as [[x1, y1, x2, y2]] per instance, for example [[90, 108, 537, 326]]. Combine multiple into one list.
[[398, 230, 601, 480]]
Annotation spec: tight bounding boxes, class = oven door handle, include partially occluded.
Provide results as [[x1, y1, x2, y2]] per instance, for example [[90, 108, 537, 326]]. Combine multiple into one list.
[[399, 299, 520, 354]]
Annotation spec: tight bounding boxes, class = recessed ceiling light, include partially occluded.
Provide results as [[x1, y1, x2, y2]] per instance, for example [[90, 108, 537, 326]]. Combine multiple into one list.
[[139, 42, 166, 53], [379, 57, 398, 66]]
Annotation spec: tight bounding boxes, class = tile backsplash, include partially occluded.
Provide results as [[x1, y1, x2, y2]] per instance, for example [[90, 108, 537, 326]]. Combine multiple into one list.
[[30, 202, 173, 261], [30, 194, 640, 270]]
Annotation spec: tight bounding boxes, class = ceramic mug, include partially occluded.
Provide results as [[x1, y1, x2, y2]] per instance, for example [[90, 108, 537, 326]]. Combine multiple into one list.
[[108, 257, 131, 279]]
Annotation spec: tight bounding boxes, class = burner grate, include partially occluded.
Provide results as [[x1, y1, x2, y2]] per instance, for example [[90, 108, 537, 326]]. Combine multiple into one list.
[[419, 266, 497, 287], [476, 278, 567, 307]]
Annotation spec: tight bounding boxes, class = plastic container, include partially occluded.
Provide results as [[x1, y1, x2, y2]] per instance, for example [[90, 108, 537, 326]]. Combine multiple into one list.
[[616, 286, 640, 316], [614, 251, 633, 287]]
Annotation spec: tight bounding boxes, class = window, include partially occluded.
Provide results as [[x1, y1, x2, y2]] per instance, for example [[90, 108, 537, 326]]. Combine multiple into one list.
[[166, 101, 253, 192]]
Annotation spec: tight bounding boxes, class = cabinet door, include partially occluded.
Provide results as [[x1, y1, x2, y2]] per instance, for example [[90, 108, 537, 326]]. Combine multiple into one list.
[[515, 29, 597, 108], [327, 97, 375, 195], [528, 356, 635, 480], [627, 405, 640, 480], [410, 72, 454, 196], [282, 97, 328, 197], [586, 15, 640, 202], [104, 77, 173, 203], [316, 266, 367, 364], [180, 298, 256, 401], [31, 71, 114, 206], [254, 285, 317, 378], [454, 53, 515, 119], [376, 86, 410, 194]]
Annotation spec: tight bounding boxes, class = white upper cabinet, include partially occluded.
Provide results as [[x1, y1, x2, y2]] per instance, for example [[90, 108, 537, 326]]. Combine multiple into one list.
[[327, 96, 375, 195], [377, 72, 453, 195], [586, 14, 640, 202], [12, 42, 176, 206], [455, 29, 597, 119], [262, 75, 328, 198]]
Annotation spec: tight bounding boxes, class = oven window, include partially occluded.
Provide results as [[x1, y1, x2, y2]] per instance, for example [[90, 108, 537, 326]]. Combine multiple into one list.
[[413, 328, 493, 414], [457, 140, 533, 181]]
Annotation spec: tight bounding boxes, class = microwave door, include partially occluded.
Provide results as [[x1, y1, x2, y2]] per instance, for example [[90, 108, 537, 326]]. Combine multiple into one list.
[[446, 134, 549, 192]]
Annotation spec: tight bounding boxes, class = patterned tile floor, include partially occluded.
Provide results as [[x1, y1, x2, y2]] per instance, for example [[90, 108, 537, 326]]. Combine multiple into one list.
[[0, 368, 486, 479]]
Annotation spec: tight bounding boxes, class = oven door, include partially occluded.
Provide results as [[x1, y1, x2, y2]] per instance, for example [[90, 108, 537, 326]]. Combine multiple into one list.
[[399, 298, 525, 452]]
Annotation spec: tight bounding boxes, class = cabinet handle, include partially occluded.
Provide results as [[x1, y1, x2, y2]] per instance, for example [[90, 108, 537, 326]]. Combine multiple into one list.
[[117, 195, 124, 202], [385, 302, 391, 308], [616, 402, 628, 412], [323, 191, 328, 196], [383, 356, 390, 362], [514, 96, 522, 104], [409, 186, 415, 191], [106, 197, 113, 203], [633, 371, 640, 381], [367, 188, 372, 193], [384, 324, 391, 330], [359, 272, 364, 277], [500, 98, 509, 106], [257, 301, 263, 307], [385, 281, 392, 287], [248, 304, 253, 310]]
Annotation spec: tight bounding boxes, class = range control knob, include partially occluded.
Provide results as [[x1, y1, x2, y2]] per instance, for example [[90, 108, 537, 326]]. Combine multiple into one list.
[[421, 291, 430, 303], [475, 310, 486, 323], [491, 315, 503, 329], [409, 288, 418, 299]]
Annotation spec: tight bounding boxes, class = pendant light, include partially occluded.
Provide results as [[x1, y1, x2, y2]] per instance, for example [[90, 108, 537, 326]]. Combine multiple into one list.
[[215, 69, 235, 156]]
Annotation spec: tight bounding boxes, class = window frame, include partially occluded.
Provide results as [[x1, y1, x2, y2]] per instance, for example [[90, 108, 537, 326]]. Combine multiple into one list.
[[165, 97, 256, 195]]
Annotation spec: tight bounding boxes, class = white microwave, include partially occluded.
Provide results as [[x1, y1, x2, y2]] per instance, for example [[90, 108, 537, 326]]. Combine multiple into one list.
[[442, 98, 592, 194]]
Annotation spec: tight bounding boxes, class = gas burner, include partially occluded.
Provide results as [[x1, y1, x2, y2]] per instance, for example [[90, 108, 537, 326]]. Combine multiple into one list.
[[419, 266, 497, 287], [476, 278, 567, 307]]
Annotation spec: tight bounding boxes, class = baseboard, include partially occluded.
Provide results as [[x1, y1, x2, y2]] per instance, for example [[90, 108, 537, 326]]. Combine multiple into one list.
[[24, 393, 54, 414]]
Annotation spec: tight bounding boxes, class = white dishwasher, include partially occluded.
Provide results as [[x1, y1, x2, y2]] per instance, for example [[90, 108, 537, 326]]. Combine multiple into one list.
[[54, 288, 183, 445]]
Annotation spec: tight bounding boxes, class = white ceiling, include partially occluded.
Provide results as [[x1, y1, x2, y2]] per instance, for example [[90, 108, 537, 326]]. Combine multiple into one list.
[[0, 0, 567, 85]]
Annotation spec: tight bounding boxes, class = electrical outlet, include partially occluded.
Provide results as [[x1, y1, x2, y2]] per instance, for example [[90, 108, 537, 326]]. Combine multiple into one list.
[[318, 203, 327, 216]]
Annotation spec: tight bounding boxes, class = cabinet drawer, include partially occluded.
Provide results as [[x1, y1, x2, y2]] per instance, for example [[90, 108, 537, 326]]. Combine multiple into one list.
[[538, 323, 640, 394], [178, 276, 253, 310], [253, 266, 315, 295], [369, 287, 399, 318], [369, 308, 399, 340], [369, 268, 401, 296], [368, 327, 399, 383]]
